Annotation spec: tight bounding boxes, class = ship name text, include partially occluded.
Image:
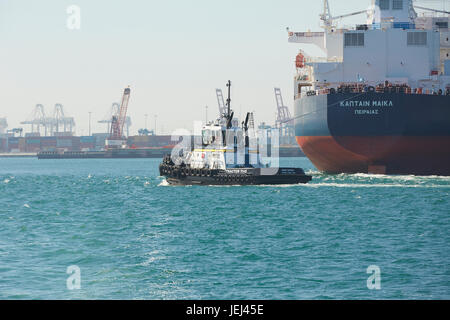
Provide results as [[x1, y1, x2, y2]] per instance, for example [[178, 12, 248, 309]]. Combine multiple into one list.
[[339, 100, 394, 108]]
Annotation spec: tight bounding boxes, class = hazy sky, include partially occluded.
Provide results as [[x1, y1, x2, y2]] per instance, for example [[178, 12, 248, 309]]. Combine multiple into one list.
[[0, 0, 447, 135]]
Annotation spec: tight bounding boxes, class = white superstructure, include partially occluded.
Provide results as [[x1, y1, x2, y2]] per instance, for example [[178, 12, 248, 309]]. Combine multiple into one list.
[[289, 0, 450, 96]]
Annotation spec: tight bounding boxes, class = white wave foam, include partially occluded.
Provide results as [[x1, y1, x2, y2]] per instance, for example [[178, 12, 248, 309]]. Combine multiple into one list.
[[158, 179, 170, 187], [254, 182, 450, 188], [301, 183, 450, 188], [309, 171, 450, 181]]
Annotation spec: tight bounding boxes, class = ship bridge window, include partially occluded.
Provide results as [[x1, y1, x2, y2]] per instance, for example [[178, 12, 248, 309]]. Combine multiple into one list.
[[407, 32, 427, 46], [393, 0, 403, 10], [344, 33, 365, 47], [436, 22, 448, 29], [379, 0, 390, 10]]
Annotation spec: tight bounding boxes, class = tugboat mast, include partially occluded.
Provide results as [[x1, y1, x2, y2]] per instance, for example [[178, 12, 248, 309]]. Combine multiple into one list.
[[226, 80, 231, 117], [225, 80, 234, 129]]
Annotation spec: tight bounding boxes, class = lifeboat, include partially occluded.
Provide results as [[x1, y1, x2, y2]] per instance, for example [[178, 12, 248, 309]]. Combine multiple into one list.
[[296, 53, 305, 69]]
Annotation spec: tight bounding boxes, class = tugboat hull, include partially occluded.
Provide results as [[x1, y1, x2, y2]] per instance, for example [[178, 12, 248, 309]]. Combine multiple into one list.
[[160, 165, 312, 186]]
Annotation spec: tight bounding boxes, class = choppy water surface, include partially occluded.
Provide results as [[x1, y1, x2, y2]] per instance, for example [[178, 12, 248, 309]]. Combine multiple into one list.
[[0, 157, 449, 299]]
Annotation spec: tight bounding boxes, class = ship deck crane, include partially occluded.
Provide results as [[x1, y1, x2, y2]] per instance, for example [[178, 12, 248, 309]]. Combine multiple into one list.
[[414, 6, 450, 15], [320, 0, 367, 31]]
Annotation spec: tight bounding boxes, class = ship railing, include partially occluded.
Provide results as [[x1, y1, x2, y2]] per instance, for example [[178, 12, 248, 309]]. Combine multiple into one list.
[[288, 31, 324, 38], [339, 22, 418, 31], [305, 57, 343, 63], [295, 83, 450, 99]]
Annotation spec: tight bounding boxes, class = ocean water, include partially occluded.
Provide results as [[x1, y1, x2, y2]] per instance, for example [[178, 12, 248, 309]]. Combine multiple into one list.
[[0, 157, 449, 300]]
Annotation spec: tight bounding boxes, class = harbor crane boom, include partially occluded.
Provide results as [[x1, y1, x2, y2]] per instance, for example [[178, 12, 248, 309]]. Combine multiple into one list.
[[110, 87, 131, 140], [216, 89, 227, 117], [274, 88, 294, 127]]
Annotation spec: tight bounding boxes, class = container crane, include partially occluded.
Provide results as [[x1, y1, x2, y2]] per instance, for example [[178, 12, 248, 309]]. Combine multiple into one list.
[[274, 88, 296, 145], [51, 104, 75, 136], [275, 88, 294, 127], [216, 89, 227, 117], [106, 87, 131, 149], [21, 104, 47, 136], [216, 87, 239, 127]]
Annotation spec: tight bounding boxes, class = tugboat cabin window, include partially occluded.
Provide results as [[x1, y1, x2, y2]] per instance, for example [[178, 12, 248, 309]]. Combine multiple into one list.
[[202, 129, 213, 145], [379, 0, 390, 10], [392, 0, 403, 10], [344, 33, 365, 47], [407, 32, 427, 46], [202, 128, 221, 146]]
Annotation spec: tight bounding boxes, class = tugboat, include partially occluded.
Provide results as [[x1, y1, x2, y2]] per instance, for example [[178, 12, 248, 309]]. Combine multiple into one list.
[[159, 81, 312, 186]]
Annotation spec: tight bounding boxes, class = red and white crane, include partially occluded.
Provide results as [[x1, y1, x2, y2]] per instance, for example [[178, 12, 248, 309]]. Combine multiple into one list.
[[106, 87, 131, 149]]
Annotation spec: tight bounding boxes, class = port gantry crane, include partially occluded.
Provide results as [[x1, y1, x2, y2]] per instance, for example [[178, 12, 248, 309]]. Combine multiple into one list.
[[21, 104, 75, 136], [51, 104, 75, 135], [106, 87, 131, 149], [216, 88, 240, 127], [215, 89, 227, 117], [274, 88, 296, 145], [21, 104, 47, 136]]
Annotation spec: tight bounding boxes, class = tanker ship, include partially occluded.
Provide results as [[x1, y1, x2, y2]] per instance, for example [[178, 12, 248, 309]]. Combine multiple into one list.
[[289, 0, 450, 175]]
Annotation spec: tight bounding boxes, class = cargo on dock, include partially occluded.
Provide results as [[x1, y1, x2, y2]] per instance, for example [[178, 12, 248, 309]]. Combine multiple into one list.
[[37, 147, 174, 159]]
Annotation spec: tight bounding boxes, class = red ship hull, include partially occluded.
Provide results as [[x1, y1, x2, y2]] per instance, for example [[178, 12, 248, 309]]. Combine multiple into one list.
[[297, 136, 450, 175]]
